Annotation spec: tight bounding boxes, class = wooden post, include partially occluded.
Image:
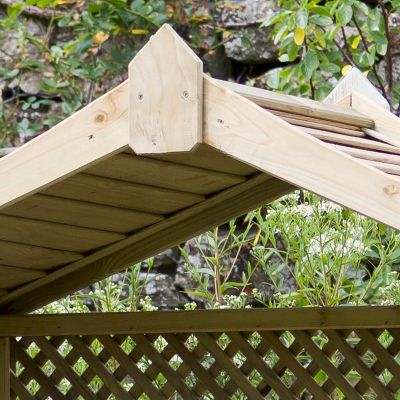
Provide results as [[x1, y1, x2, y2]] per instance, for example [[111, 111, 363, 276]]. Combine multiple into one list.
[[129, 24, 203, 154], [0, 337, 10, 400]]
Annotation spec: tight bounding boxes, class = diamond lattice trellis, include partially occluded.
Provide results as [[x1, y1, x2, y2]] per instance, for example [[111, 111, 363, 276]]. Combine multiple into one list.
[[9, 326, 400, 400]]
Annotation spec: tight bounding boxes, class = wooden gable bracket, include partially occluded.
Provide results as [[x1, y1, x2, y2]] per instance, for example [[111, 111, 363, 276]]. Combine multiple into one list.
[[324, 66, 400, 149], [129, 24, 203, 154]]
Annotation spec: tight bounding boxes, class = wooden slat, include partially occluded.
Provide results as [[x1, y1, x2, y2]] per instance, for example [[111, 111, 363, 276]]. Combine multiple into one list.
[[269, 109, 364, 131], [86, 153, 246, 195], [0, 266, 46, 290], [330, 144, 400, 166], [293, 330, 362, 400], [147, 144, 257, 176], [196, 332, 263, 399], [99, 335, 164, 400], [261, 331, 331, 399], [10, 372, 32, 400], [2, 307, 400, 337], [0, 241, 82, 270], [11, 339, 65, 400], [66, 336, 132, 400], [217, 79, 374, 128], [0, 174, 291, 314], [132, 334, 196, 399], [32, 336, 97, 400], [42, 173, 205, 214], [164, 333, 231, 400], [325, 330, 395, 399], [1, 194, 164, 233], [0, 337, 9, 400], [361, 160, 400, 176], [278, 115, 366, 136], [303, 128, 400, 155], [0, 289, 7, 296], [0, 215, 125, 252], [0, 82, 129, 211], [229, 331, 297, 399]]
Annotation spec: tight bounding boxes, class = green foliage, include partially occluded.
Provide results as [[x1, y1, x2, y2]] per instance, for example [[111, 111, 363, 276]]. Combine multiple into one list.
[[261, 0, 400, 109]]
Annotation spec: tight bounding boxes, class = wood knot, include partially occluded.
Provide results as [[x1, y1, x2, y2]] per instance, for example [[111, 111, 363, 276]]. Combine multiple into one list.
[[95, 112, 107, 123], [383, 184, 400, 196]]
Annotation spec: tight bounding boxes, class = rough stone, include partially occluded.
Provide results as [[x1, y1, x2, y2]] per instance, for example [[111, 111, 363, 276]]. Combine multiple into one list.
[[217, 0, 279, 64]]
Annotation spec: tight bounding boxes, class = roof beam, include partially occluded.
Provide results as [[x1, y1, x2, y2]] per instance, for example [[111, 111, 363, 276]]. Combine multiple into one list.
[[324, 67, 390, 110], [129, 24, 203, 154], [204, 76, 400, 230], [0, 81, 130, 211]]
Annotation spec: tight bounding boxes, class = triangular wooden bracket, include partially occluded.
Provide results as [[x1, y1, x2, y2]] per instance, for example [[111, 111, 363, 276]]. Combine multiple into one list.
[[324, 67, 390, 110], [129, 24, 203, 154]]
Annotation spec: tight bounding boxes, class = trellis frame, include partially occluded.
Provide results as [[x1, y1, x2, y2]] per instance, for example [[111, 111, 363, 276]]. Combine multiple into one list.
[[2, 24, 400, 399]]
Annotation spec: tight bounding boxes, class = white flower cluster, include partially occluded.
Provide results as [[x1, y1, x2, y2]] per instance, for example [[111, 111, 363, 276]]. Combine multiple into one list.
[[139, 296, 159, 311], [213, 293, 250, 309]]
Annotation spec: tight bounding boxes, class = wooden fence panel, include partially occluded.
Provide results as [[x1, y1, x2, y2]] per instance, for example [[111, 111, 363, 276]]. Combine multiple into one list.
[[5, 308, 400, 399]]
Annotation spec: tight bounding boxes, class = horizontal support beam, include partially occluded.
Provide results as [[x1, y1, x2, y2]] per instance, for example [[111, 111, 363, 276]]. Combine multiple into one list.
[[1, 307, 400, 336]]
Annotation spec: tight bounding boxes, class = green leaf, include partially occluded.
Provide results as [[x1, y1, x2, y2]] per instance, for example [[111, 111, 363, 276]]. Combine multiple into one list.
[[336, 4, 353, 26], [296, 8, 309, 28], [309, 15, 333, 26], [302, 49, 320, 79], [320, 62, 340, 73], [266, 69, 281, 89]]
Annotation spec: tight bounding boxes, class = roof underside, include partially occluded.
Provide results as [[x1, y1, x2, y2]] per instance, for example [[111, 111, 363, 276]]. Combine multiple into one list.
[[1, 26, 400, 314]]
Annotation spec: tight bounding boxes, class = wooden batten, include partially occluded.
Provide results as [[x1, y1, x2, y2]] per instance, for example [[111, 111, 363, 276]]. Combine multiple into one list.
[[0, 337, 10, 400], [129, 24, 203, 154]]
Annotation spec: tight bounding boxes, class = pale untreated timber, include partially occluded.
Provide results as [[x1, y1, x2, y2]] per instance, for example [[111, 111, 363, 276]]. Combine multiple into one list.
[[330, 144, 400, 167], [0, 241, 82, 270], [303, 128, 400, 155], [325, 67, 390, 110], [148, 144, 257, 176], [0, 265, 46, 290], [218, 79, 374, 128], [269, 109, 363, 131], [1, 307, 400, 336], [130, 24, 202, 153], [0, 215, 125, 252], [0, 337, 9, 400], [351, 92, 400, 147], [85, 152, 245, 195], [1, 194, 164, 233], [0, 174, 292, 313], [0, 82, 129, 210], [43, 173, 205, 215], [204, 77, 400, 230]]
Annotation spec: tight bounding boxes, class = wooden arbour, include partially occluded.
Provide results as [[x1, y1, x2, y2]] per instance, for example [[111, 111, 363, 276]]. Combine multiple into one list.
[[1, 24, 400, 399]]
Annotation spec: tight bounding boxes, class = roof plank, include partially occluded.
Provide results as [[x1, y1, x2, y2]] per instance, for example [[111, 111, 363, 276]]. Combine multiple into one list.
[[1, 194, 164, 233], [85, 153, 246, 195], [0, 241, 82, 270], [42, 173, 205, 214], [0, 266, 46, 290], [0, 215, 125, 252]]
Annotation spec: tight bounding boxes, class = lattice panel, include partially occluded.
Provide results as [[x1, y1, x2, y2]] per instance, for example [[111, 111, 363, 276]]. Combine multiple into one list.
[[9, 328, 400, 399]]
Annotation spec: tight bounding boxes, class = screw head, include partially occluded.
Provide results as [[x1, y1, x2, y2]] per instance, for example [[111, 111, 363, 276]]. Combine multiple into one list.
[[138, 93, 143, 100], [183, 90, 189, 98]]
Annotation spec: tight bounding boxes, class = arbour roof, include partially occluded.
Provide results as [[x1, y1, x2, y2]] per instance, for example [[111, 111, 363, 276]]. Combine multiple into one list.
[[0, 25, 400, 314]]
